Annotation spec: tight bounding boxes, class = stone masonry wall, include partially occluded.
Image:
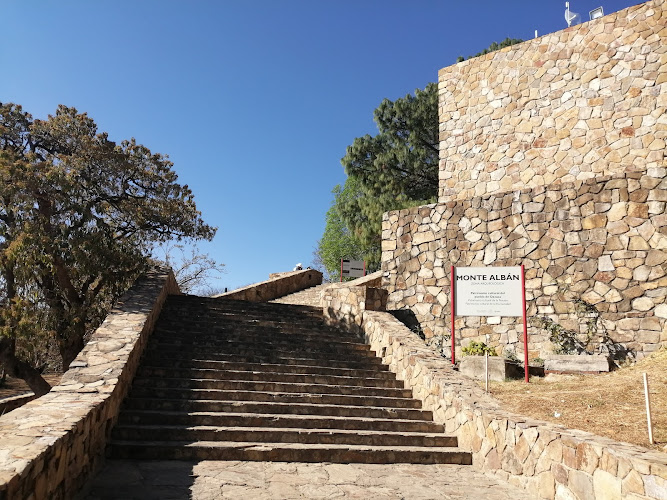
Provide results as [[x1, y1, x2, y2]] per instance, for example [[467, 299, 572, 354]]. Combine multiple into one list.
[[383, 0, 666, 359], [383, 172, 667, 359], [322, 294, 667, 499], [363, 310, 667, 500], [438, 0, 665, 202], [322, 283, 388, 334], [0, 268, 179, 500], [213, 269, 322, 302]]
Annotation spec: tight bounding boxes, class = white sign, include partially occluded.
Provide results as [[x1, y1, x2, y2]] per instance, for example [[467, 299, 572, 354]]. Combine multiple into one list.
[[454, 266, 523, 317], [341, 259, 365, 278]]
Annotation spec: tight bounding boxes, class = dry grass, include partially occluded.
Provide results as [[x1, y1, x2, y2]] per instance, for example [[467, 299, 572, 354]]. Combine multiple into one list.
[[489, 347, 667, 452]]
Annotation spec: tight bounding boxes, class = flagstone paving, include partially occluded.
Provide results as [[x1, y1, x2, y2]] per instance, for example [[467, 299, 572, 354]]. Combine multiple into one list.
[[80, 460, 535, 499]]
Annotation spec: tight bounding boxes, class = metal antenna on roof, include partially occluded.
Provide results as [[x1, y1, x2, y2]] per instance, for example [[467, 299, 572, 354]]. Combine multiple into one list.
[[565, 2, 581, 27]]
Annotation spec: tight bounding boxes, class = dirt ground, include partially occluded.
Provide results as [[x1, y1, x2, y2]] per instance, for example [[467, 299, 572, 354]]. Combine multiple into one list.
[[489, 347, 667, 453], [0, 373, 63, 399]]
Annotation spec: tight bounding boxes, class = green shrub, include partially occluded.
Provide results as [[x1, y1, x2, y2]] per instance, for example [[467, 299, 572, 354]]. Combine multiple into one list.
[[462, 341, 497, 356]]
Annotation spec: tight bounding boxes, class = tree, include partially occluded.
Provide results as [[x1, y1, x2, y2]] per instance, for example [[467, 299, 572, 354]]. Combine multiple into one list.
[[314, 176, 426, 277], [341, 83, 439, 203], [313, 182, 365, 281], [0, 102, 216, 394], [456, 37, 524, 62], [155, 242, 225, 294], [326, 84, 438, 273]]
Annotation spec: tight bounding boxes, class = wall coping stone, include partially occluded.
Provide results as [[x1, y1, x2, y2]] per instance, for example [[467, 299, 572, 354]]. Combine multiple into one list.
[[325, 270, 383, 290], [213, 269, 322, 302], [0, 394, 38, 416]]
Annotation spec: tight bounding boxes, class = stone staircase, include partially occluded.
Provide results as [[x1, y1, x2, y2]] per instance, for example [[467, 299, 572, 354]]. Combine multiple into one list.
[[110, 295, 471, 464], [269, 282, 331, 307]]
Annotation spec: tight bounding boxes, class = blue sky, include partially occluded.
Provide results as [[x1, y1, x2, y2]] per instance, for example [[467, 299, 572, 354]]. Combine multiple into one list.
[[1, 0, 641, 291]]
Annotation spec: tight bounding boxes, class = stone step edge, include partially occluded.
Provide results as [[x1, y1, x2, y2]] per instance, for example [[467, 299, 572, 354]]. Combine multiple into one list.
[[145, 338, 372, 350], [151, 334, 367, 348], [118, 409, 441, 426], [130, 379, 410, 394], [122, 397, 429, 413], [134, 369, 399, 384], [113, 424, 454, 441], [110, 439, 471, 456], [138, 355, 385, 370], [137, 360, 389, 374]]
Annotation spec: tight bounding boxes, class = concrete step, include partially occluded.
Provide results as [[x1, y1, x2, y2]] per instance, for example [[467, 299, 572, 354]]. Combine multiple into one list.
[[144, 333, 371, 350], [135, 366, 401, 386], [128, 382, 411, 402], [123, 398, 432, 420], [112, 424, 458, 448], [117, 410, 444, 433], [153, 325, 357, 342], [168, 295, 324, 314], [160, 302, 324, 323], [141, 343, 379, 362], [126, 388, 422, 409], [110, 440, 472, 464], [138, 352, 386, 370], [111, 294, 470, 465], [136, 358, 390, 376]]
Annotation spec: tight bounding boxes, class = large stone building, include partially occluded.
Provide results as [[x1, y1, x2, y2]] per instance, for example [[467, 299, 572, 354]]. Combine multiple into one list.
[[382, 0, 666, 360]]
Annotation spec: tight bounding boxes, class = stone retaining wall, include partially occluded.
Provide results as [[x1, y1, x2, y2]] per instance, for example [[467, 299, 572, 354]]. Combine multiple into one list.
[[438, 0, 665, 203], [323, 294, 667, 499], [213, 269, 322, 302], [382, 171, 667, 359], [322, 282, 387, 334], [0, 268, 179, 500]]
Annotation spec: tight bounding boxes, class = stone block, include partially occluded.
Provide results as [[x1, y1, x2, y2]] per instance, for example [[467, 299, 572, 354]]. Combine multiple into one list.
[[544, 355, 610, 373], [459, 356, 523, 382], [593, 470, 622, 500]]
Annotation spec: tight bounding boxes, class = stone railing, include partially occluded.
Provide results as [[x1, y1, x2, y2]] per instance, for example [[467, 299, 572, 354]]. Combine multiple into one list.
[[213, 269, 322, 302], [0, 393, 38, 415], [324, 270, 383, 291], [323, 294, 667, 500], [322, 281, 387, 334], [0, 268, 179, 500]]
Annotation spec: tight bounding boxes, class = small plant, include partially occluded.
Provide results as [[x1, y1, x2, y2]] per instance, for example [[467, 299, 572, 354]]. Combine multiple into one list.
[[536, 281, 634, 361], [504, 349, 519, 362], [462, 341, 497, 356], [532, 357, 544, 367], [534, 316, 589, 355]]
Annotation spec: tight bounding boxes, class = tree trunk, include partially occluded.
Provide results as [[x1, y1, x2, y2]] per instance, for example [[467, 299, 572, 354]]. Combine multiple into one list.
[[0, 337, 52, 396], [58, 319, 86, 370]]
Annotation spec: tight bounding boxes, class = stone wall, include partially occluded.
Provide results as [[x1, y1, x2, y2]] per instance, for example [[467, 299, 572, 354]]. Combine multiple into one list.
[[383, 171, 667, 359], [322, 294, 667, 499], [438, 0, 665, 202], [213, 269, 322, 302], [0, 268, 179, 500], [383, 0, 667, 359], [322, 271, 383, 295], [322, 283, 388, 334]]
